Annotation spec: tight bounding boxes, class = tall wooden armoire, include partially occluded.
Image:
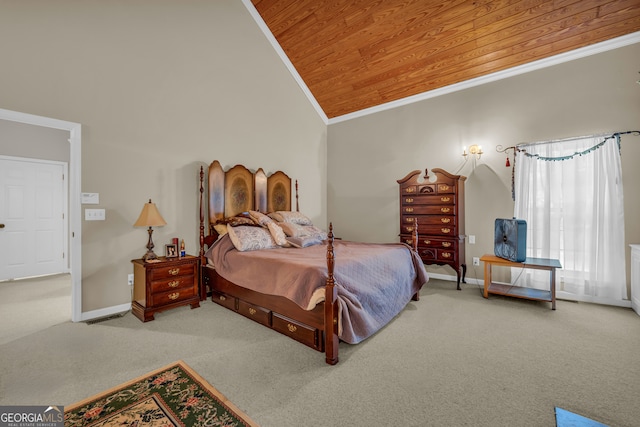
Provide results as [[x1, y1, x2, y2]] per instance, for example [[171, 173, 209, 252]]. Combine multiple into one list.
[[397, 168, 466, 289]]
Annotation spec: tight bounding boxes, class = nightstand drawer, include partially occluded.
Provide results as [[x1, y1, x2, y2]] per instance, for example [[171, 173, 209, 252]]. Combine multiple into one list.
[[150, 287, 196, 306], [150, 275, 194, 293], [150, 263, 196, 280]]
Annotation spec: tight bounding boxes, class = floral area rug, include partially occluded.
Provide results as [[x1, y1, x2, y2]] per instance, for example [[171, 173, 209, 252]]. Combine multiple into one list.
[[64, 360, 258, 427]]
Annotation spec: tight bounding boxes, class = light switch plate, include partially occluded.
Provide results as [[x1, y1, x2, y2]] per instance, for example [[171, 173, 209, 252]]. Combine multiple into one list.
[[85, 208, 106, 221], [468, 235, 476, 244]]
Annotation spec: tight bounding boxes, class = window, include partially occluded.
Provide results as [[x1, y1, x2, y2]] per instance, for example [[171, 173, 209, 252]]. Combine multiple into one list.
[[513, 135, 627, 305]]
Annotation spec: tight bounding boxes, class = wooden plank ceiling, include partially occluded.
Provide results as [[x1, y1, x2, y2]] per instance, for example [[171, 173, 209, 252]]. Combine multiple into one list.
[[251, 0, 640, 119]]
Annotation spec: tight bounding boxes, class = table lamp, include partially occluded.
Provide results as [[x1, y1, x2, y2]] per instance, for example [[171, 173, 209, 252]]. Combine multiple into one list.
[[134, 199, 167, 261]]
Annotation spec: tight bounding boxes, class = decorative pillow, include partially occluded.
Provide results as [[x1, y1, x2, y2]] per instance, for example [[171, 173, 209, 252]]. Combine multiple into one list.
[[219, 215, 256, 227], [303, 225, 328, 241], [278, 223, 328, 240], [249, 210, 273, 226], [267, 222, 290, 247], [278, 222, 311, 238], [286, 235, 323, 248], [268, 211, 313, 225], [227, 225, 278, 252]]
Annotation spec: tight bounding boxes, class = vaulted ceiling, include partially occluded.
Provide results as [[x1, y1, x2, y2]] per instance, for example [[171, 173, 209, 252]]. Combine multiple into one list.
[[250, 0, 640, 119]]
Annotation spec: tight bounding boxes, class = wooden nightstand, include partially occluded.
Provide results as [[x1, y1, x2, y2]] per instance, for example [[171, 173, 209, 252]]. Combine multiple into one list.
[[131, 255, 200, 322]]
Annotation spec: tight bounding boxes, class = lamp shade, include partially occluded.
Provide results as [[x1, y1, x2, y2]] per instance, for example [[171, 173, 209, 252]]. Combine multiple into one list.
[[134, 199, 167, 227]]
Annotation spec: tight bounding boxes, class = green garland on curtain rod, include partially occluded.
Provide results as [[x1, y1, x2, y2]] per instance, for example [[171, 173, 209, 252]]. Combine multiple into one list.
[[516, 130, 640, 161], [496, 131, 640, 200]]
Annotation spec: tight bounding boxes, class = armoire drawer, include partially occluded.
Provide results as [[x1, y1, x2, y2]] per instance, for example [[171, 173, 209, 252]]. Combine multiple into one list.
[[401, 194, 457, 206]]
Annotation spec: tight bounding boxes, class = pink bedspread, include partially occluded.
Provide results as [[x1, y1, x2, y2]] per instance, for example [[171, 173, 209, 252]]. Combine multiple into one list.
[[206, 234, 429, 344]]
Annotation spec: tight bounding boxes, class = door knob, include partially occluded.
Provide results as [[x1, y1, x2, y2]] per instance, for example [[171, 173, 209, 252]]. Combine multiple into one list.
[[0, 224, 4, 228]]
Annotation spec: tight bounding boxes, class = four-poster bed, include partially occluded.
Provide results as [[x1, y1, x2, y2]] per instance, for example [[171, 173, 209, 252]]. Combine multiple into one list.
[[198, 160, 428, 365]]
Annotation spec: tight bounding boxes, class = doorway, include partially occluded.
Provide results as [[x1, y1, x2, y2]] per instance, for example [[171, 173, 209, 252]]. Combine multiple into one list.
[[0, 108, 82, 321]]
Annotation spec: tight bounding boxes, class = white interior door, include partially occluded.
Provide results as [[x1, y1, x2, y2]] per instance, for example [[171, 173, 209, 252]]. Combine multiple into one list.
[[0, 157, 67, 281]]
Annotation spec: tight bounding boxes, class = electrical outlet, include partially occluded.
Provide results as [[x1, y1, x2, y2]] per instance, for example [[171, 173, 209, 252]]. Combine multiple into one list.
[[473, 257, 480, 266], [128, 273, 134, 286]]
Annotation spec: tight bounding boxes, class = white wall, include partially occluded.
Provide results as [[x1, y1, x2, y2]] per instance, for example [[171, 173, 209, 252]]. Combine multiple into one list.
[[0, 0, 327, 313]]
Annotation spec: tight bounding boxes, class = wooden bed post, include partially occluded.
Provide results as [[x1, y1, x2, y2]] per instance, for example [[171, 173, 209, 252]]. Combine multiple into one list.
[[412, 219, 420, 301], [199, 166, 206, 301], [324, 223, 339, 365]]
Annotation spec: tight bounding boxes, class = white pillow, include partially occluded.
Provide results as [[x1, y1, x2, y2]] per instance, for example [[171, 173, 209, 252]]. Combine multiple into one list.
[[286, 235, 323, 248], [267, 222, 290, 247], [249, 210, 273, 226], [268, 211, 313, 225], [227, 226, 278, 252]]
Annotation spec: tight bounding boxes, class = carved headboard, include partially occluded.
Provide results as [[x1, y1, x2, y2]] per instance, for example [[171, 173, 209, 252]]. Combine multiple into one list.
[[199, 160, 298, 251]]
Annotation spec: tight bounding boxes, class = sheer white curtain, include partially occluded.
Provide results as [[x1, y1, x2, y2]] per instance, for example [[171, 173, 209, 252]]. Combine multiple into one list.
[[513, 135, 627, 304]]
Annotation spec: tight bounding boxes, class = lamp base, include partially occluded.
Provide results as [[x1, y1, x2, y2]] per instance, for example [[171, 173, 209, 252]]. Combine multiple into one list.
[[141, 250, 159, 262], [142, 226, 159, 262]]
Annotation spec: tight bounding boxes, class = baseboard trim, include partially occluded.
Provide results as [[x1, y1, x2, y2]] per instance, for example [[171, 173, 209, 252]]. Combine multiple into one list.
[[80, 303, 131, 323], [427, 272, 484, 286]]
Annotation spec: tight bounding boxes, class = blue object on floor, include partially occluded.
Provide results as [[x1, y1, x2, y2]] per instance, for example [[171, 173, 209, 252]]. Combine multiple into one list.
[[555, 407, 609, 427]]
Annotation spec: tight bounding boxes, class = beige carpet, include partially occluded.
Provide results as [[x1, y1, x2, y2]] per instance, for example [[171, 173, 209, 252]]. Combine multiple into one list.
[[1, 278, 639, 426], [0, 273, 70, 345]]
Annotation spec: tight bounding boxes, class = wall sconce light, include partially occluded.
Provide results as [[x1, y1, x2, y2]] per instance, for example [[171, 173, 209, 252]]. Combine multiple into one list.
[[462, 144, 483, 160], [134, 199, 167, 261]]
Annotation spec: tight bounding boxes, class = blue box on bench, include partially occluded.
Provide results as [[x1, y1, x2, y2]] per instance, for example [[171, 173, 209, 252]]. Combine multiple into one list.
[[494, 218, 527, 262]]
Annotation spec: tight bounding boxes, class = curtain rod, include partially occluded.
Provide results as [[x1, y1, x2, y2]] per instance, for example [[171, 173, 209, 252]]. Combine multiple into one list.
[[516, 132, 613, 148], [497, 131, 640, 154]]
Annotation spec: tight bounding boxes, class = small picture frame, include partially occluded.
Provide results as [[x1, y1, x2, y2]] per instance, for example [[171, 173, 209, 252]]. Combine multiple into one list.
[[165, 244, 178, 258]]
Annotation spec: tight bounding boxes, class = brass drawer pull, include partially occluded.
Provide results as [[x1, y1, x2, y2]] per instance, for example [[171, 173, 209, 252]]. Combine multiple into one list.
[[249, 308, 257, 315], [219, 295, 226, 301], [405, 198, 414, 203], [168, 292, 180, 300], [441, 228, 451, 234], [440, 207, 451, 213], [441, 218, 451, 223], [423, 240, 431, 245], [439, 185, 450, 191], [440, 197, 451, 202], [167, 280, 180, 288], [442, 242, 451, 247], [442, 252, 452, 258], [405, 207, 414, 213], [405, 187, 415, 193], [287, 324, 297, 333], [406, 226, 414, 232], [168, 268, 180, 276], [406, 218, 414, 223]]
